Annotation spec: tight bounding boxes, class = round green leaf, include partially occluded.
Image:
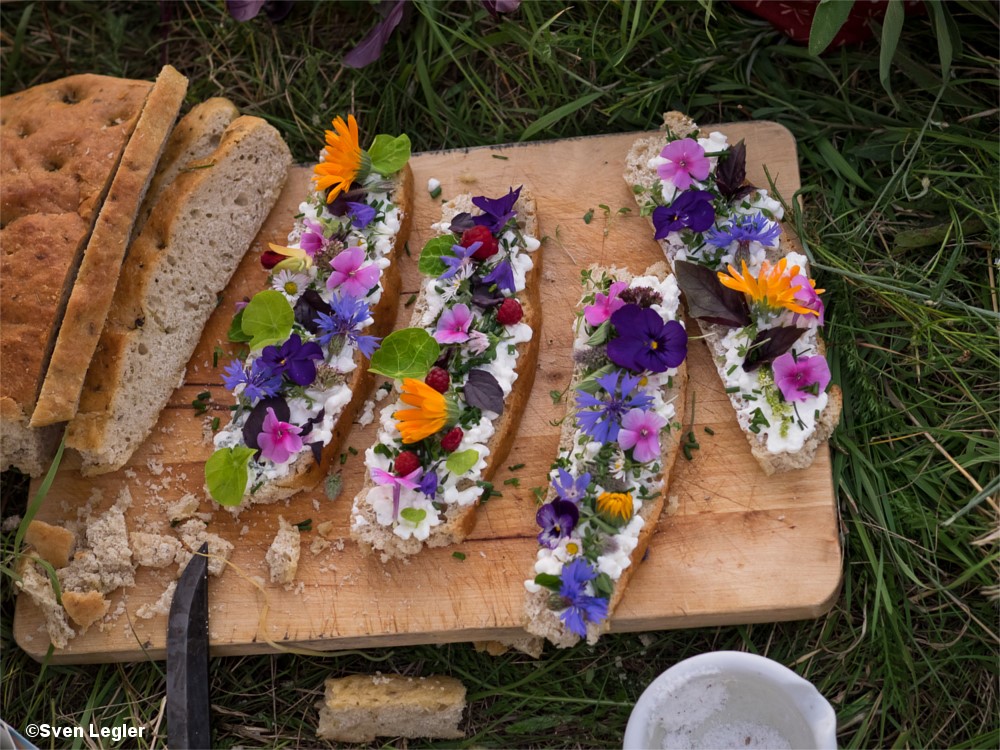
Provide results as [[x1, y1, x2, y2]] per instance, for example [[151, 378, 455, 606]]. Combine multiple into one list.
[[445, 448, 480, 477], [368, 133, 411, 176], [368, 328, 441, 380], [241, 290, 294, 350], [399, 507, 427, 524], [205, 445, 257, 506], [417, 235, 458, 278]]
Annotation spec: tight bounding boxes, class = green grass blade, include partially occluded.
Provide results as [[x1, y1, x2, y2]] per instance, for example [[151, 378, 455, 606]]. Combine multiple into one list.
[[809, 0, 856, 56], [519, 91, 605, 141]]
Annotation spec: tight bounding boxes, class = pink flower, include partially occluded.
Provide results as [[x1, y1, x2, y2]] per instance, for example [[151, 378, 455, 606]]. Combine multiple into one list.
[[584, 281, 628, 327], [257, 407, 303, 464], [434, 303, 473, 344], [617, 408, 667, 463], [772, 353, 831, 402], [371, 466, 423, 519], [657, 138, 711, 190], [328, 246, 380, 297], [791, 275, 825, 327], [299, 218, 329, 257], [467, 330, 490, 354]]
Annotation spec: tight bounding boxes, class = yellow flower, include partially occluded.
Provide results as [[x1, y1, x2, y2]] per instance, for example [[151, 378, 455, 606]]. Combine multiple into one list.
[[718, 258, 816, 317], [597, 491, 634, 523], [393, 378, 460, 444], [267, 243, 313, 272], [312, 115, 369, 204], [565, 541, 580, 556]]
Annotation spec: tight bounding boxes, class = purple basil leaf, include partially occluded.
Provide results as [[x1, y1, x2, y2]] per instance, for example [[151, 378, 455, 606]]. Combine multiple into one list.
[[299, 408, 326, 438], [463, 369, 505, 415], [308, 441, 323, 464], [226, 0, 266, 22], [471, 276, 504, 309], [242, 396, 290, 451], [732, 184, 759, 202], [263, 0, 293, 22], [448, 212, 477, 234], [742, 326, 805, 372], [343, 0, 406, 69], [675, 260, 750, 328], [295, 290, 332, 334], [715, 139, 747, 201]]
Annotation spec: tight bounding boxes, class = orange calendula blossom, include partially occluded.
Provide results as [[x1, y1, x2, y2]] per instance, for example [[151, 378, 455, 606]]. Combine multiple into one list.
[[393, 378, 460, 444], [313, 115, 369, 203], [596, 491, 634, 523], [718, 258, 820, 318]]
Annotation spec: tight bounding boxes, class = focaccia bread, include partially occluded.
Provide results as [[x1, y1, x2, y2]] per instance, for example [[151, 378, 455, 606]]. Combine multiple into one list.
[[625, 112, 840, 475], [351, 187, 542, 560], [524, 263, 688, 648]]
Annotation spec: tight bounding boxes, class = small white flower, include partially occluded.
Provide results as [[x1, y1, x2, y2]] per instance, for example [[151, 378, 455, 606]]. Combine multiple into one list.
[[272, 270, 310, 303], [466, 330, 490, 355]]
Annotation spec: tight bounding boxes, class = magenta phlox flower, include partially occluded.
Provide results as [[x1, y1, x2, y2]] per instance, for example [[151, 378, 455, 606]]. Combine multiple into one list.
[[617, 408, 667, 463], [434, 303, 474, 344], [652, 190, 716, 238], [772, 352, 831, 402], [257, 407, 303, 464], [299, 218, 330, 257], [558, 558, 609, 637], [584, 280, 628, 327], [327, 246, 380, 297], [371, 466, 423, 519], [657, 138, 711, 190], [791, 275, 825, 327], [575, 370, 653, 444], [552, 468, 591, 503], [607, 305, 687, 374], [536, 499, 580, 549]]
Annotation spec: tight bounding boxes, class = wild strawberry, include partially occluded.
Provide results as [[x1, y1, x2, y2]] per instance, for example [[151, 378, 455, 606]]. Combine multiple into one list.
[[440, 427, 463, 452], [496, 298, 523, 325], [394, 451, 421, 477], [424, 366, 450, 393], [461, 225, 499, 261]]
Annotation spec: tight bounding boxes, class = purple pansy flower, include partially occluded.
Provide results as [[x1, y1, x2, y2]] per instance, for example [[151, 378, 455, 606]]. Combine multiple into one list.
[[328, 246, 380, 297], [607, 305, 687, 374], [772, 353, 831, 402], [706, 212, 781, 250], [657, 138, 711, 190], [483, 259, 516, 293], [299, 218, 330, 257], [552, 468, 591, 503], [434, 303, 473, 344], [791, 275, 825, 327], [536, 499, 580, 549], [347, 201, 377, 229], [315, 294, 379, 357], [558, 558, 609, 637], [617, 408, 668, 463], [371, 466, 422, 520], [440, 242, 480, 281], [222, 358, 283, 402], [584, 280, 627, 327], [261, 334, 324, 386], [257, 407, 303, 464], [472, 186, 522, 233], [575, 370, 653, 444], [652, 190, 715, 238]]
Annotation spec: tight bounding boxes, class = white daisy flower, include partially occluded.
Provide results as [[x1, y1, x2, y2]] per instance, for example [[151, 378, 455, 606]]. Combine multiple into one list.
[[271, 270, 311, 304]]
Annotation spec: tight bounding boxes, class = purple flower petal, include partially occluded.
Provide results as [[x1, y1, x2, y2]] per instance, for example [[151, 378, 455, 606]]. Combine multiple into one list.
[[472, 186, 521, 233], [347, 201, 377, 229], [343, 0, 406, 69], [226, 0, 266, 22], [483, 259, 516, 293]]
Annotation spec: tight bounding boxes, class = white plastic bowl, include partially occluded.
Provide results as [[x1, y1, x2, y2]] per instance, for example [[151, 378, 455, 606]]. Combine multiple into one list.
[[623, 651, 837, 750]]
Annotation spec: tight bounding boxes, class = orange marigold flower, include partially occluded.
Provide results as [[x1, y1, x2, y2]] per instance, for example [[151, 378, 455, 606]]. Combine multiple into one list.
[[393, 378, 460, 444], [596, 491, 634, 523], [313, 115, 369, 203], [718, 258, 819, 318]]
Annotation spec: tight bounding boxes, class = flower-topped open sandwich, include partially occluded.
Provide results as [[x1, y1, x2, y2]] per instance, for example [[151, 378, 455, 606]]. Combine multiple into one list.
[[206, 115, 413, 508], [626, 112, 840, 475], [524, 263, 688, 648], [351, 186, 542, 560]]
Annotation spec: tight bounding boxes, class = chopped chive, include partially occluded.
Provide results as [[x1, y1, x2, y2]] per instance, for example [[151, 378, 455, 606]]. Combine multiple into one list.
[[503, 477, 520, 487], [294, 519, 312, 532], [348, 446, 358, 456], [211, 417, 220, 431], [725, 386, 740, 394], [339, 452, 348, 465], [452, 551, 466, 560], [508, 463, 525, 471], [704, 426, 715, 435], [404, 293, 417, 307], [491, 154, 509, 160], [429, 185, 442, 199]]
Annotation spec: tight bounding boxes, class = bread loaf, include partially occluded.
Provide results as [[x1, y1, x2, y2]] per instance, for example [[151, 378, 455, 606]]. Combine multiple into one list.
[[67, 115, 292, 474]]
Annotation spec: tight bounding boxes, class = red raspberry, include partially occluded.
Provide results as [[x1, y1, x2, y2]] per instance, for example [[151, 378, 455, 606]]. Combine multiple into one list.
[[424, 366, 450, 393], [461, 225, 499, 261], [440, 427, 463, 452], [394, 451, 421, 477], [496, 298, 523, 326]]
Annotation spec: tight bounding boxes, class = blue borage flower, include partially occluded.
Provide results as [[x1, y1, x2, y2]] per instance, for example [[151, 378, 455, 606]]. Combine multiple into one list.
[[315, 293, 380, 358], [575, 371, 653, 444], [222, 358, 282, 402], [706, 212, 781, 250], [558, 558, 609, 637]]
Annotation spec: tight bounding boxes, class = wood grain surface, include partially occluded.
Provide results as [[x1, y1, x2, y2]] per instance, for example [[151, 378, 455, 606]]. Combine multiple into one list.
[[14, 124, 842, 663]]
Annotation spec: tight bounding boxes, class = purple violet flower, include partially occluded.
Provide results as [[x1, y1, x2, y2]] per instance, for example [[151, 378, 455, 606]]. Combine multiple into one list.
[[260, 333, 324, 386], [706, 212, 781, 250], [483, 259, 516, 293], [575, 370, 653, 444], [771, 352, 831, 402], [652, 190, 715, 238], [552, 468, 591, 503], [222, 358, 283, 402], [617, 408, 668, 463], [439, 242, 480, 281], [316, 294, 379, 357], [536, 500, 580, 549], [607, 305, 687, 374], [472, 186, 522, 233], [558, 558, 609, 637], [347, 201, 377, 229]]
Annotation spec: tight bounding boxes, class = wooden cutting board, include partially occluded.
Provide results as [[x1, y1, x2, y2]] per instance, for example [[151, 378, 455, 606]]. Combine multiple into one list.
[[15, 124, 841, 663]]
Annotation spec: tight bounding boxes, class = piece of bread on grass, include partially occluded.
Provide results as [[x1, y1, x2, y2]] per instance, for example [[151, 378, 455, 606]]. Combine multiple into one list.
[[316, 674, 465, 743], [66, 115, 292, 474], [0, 72, 153, 474], [523, 263, 688, 648], [350, 187, 542, 560], [625, 112, 840, 475]]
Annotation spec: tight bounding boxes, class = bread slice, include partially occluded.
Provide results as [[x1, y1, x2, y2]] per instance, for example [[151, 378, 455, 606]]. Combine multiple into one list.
[[624, 113, 840, 475], [350, 189, 542, 560], [0, 72, 153, 474], [66, 115, 292, 474], [31, 64, 189, 427], [316, 674, 465, 743], [523, 263, 687, 648]]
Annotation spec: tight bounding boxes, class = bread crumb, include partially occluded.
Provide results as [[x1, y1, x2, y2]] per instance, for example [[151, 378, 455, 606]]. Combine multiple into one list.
[[1, 515, 20, 532], [265, 517, 301, 586], [167, 493, 200, 523], [132, 532, 183, 569], [136, 581, 177, 620]]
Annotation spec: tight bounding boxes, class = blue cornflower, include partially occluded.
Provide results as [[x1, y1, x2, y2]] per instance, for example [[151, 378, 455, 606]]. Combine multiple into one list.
[[222, 358, 283, 402], [316, 294, 380, 358], [706, 212, 781, 250], [558, 558, 609, 637], [575, 371, 653, 444], [552, 468, 591, 504], [439, 242, 480, 281], [483, 258, 516, 293]]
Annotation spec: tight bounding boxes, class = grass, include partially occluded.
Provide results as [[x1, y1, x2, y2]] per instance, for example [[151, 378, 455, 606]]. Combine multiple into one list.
[[2, 0, 997, 747]]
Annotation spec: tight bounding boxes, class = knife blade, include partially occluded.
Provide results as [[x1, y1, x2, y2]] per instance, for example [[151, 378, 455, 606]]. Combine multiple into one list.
[[167, 541, 211, 750]]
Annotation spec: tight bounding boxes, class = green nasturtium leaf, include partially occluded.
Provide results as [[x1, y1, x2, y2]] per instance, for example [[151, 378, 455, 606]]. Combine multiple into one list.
[[399, 507, 427, 524], [205, 445, 257, 506], [241, 290, 294, 350], [368, 328, 440, 380], [369, 133, 411, 176], [417, 235, 458, 278], [534, 573, 562, 592], [446, 448, 480, 476], [227, 308, 252, 344]]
